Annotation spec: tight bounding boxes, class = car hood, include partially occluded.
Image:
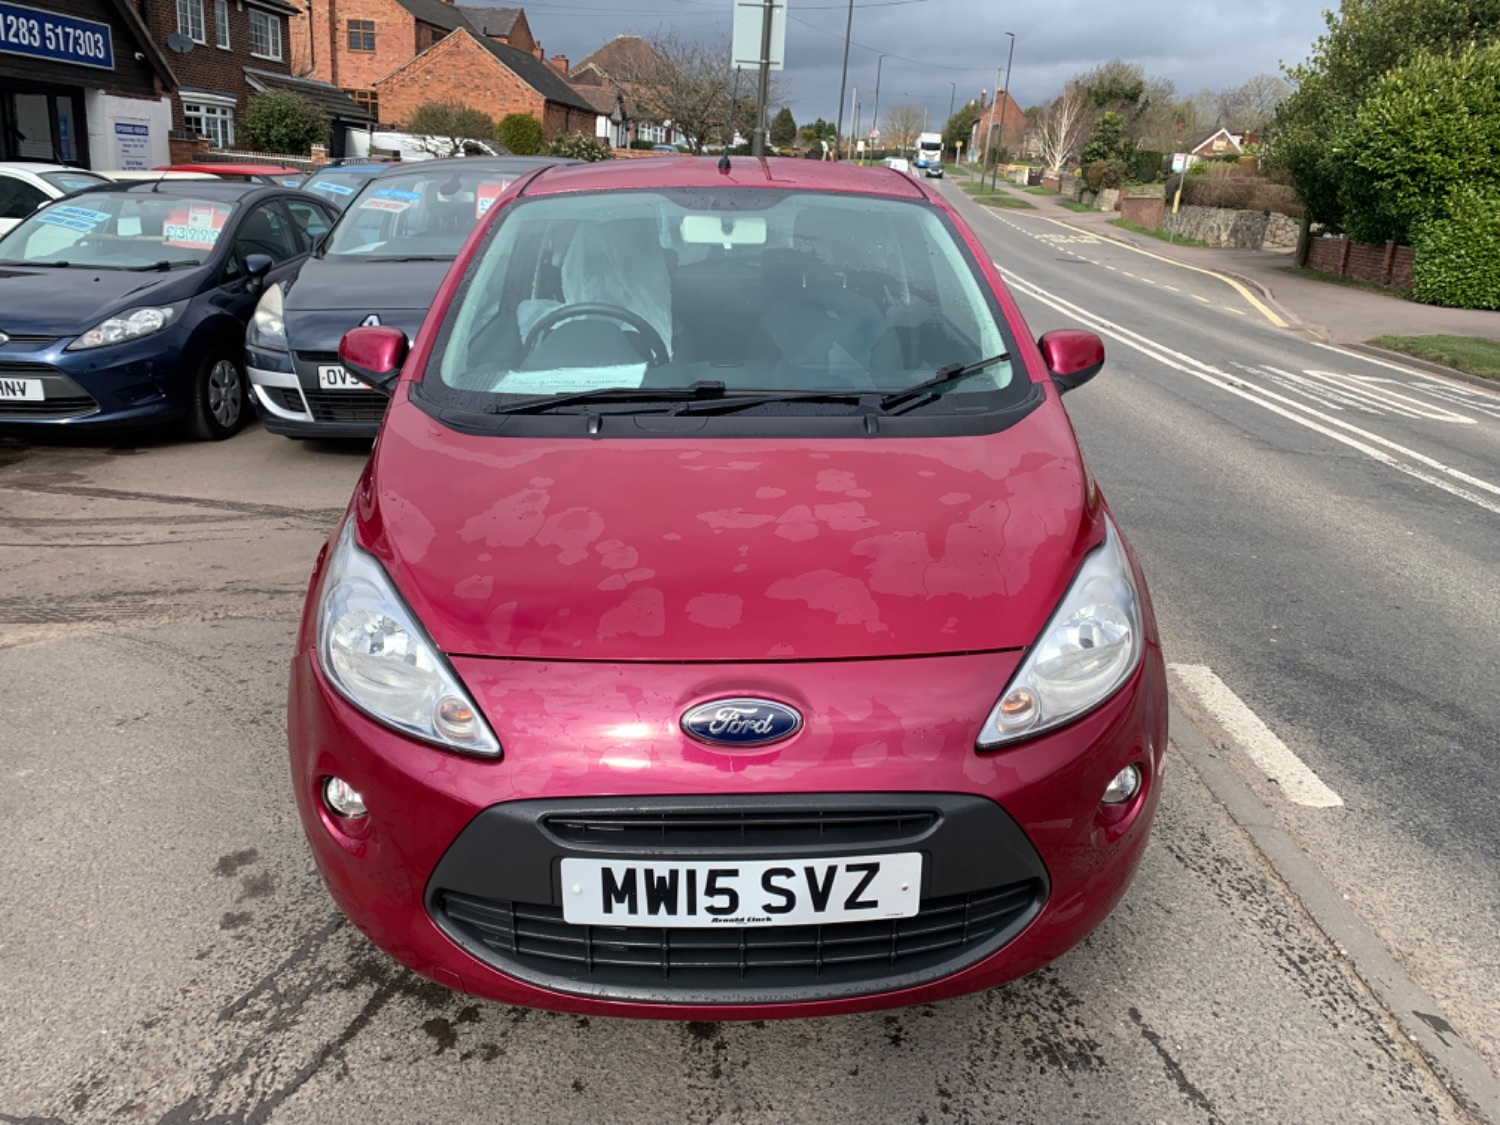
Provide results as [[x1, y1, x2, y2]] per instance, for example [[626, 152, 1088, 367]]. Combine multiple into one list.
[[355, 397, 1099, 662], [284, 258, 452, 351], [0, 266, 195, 335]]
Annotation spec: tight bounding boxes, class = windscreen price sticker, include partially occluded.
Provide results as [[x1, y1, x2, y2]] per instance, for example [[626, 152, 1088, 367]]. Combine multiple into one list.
[[163, 205, 228, 250], [476, 181, 510, 218], [360, 187, 422, 214]]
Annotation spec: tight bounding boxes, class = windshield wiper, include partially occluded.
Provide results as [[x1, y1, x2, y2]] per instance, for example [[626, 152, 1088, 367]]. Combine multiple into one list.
[[376, 255, 454, 263], [131, 260, 198, 271], [670, 389, 876, 416], [486, 381, 728, 416], [879, 353, 1011, 412]]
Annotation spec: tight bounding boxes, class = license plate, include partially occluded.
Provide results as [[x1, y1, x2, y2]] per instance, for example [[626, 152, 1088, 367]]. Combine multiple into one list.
[[560, 853, 923, 928], [317, 364, 362, 390], [0, 376, 43, 401]]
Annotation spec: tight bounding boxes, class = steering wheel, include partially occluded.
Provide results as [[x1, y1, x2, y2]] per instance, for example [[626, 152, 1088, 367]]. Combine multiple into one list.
[[522, 302, 670, 367]]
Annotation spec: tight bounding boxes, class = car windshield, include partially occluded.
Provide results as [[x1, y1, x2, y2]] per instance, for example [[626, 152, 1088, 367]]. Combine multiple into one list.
[[303, 170, 377, 210], [0, 193, 237, 268], [428, 188, 1017, 413], [39, 170, 110, 193], [322, 167, 522, 260]]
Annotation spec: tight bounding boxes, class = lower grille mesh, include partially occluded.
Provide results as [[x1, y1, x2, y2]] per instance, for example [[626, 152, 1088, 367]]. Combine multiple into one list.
[[304, 390, 389, 423]]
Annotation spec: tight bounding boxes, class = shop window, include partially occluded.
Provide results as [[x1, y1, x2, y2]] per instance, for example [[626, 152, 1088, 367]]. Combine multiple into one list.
[[176, 0, 205, 44], [250, 10, 282, 59], [347, 19, 375, 51], [214, 0, 230, 47], [184, 101, 234, 148]]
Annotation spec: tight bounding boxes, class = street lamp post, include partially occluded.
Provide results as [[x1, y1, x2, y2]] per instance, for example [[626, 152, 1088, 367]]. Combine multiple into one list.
[[834, 0, 854, 160], [871, 54, 886, 159], [990, 31, 1015, 190]]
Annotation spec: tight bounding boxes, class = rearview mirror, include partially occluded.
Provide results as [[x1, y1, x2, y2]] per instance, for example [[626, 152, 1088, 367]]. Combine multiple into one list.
[[1038, 329, 1105, 393], [339, 325, 408, 395]]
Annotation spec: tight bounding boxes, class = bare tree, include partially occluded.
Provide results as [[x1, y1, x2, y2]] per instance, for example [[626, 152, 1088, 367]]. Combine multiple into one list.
[[406, 101, 497, 158], [1037, 84, 1088, 172], [617, 33, 784, 155], [881, 104, 925, 151], [1215, 74, 1290, 134]]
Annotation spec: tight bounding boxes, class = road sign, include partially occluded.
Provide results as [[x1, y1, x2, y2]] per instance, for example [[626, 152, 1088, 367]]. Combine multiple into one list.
[[1172, 152, 1188, 174], [731, 0, 786, 72]]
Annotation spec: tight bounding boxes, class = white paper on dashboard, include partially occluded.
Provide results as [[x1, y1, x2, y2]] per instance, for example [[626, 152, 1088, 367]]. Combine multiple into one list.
[[490, 364, 648, 393]]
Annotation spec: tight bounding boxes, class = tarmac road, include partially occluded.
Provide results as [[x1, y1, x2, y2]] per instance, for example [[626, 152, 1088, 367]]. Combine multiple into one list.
[[1, 187, 1497, 1120]]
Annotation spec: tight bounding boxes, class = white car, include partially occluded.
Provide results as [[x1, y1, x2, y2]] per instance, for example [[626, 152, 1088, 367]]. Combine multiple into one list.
[[884, 157, 912, 174], [0, 163, 112, 237], [97, 170, 222, 183]]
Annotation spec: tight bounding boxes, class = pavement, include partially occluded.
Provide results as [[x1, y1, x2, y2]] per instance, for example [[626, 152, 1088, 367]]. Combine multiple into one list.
[[969, 175, 1500, 347]]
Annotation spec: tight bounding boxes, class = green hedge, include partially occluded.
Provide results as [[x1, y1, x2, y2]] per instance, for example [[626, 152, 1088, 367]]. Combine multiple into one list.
[[1413, 187, 1500, 309], [495, 113, 543, 156]]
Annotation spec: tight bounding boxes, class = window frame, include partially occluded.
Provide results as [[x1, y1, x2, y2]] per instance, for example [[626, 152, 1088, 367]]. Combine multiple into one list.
[[176, 0, 206, 44], [213, 0, 230, 48], [346, 18, 375, 51], [249, 9, 283, 60], [183, 100, 235, 148]]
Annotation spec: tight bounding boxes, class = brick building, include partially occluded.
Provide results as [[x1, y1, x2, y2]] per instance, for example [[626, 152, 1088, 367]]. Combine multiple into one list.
[[140, 0, 299, 144], [569, 35, 683, 147], [969, 88, 1025, 159], [453, 5, 532, 52], [373, 27, 594, 137]]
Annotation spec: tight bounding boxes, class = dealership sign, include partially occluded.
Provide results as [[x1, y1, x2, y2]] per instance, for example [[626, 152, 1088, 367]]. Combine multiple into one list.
[[0, 0, 114, 69]]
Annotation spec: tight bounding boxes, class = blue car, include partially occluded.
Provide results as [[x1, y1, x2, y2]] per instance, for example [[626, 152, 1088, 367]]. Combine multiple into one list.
[[299, 163, 389, 213], [0, 181, 337, 439]]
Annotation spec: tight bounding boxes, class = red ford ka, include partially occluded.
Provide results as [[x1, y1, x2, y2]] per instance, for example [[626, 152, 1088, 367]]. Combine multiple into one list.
[[288, 157, 1166, 1019]]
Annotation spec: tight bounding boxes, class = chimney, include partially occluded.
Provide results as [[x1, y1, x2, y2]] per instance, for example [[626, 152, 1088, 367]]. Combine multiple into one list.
[[533, 45, 544, 60], [548, 53, 568, 74]]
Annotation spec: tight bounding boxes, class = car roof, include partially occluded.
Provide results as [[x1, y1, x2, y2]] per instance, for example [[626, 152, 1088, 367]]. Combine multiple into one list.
[[519, 156, 928, 200], [374, 156, 578, 179], [156, 163, 304, 175], [308, 163, 387, 175], [68, 179, 268, 201]]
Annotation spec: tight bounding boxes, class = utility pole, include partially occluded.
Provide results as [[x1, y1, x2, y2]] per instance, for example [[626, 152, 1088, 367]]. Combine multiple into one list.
[[989, 31, 1015, 190], [751, 0, 775, 157], [834, 0, 854, 160], [948, 82, 956, 122], [871, 54, 886, 157], [851, 88, 860, 163], [978, 79, 997, 173]]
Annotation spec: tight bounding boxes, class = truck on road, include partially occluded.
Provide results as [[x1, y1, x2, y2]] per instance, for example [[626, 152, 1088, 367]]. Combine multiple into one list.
[[914, 132, 944, 177]]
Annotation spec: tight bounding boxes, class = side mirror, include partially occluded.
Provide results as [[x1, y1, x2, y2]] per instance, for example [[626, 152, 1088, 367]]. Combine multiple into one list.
[[244, 253, 274, 290], [339, 325, 407, 395], [1038, 329, 1105, 393]]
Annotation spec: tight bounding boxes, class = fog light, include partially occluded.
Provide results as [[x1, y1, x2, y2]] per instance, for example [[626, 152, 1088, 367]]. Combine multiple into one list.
[[323, 776, 368, 818], [1101, 764, 1142, 805]]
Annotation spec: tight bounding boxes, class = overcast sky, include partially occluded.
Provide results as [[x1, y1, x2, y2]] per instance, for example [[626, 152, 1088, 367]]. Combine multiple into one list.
[[524, 0, 1330, 130]]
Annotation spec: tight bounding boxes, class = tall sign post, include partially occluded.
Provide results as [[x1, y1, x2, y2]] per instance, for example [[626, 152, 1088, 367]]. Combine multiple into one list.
[[989, 31, 1015, 191], [732, 0, 787, 157], [1169, 152, 1187, 241]]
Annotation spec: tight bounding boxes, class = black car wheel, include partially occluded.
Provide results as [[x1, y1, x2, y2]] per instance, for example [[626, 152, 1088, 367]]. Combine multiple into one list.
[[186, 352, 248, 441]]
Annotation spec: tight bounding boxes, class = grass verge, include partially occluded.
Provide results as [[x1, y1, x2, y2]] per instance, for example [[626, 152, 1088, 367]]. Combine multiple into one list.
[[1057, 200, 1094, 213], [978, 195, 1036, 210], [1109, 218, 1211, 249], [1023, 185, 1057, 195], [1278, 266, 1412, 300], [1368, 334, 1500, 379]]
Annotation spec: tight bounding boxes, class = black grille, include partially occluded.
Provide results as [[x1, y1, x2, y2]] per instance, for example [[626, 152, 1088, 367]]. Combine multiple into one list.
[[0, 333, 61, 347], [264, 386, 308, 413], [0, 364, 98, 419], [304, 390, 389, 423], [295, 350, 340, 364], [438, 880, 1042, 995], [542, 808, 939, 849]]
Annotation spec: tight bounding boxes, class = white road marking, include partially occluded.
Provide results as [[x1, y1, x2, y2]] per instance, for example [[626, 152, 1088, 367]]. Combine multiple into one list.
[[1310, 342, 1500, 420], [998, 267, 1500, 515], [1163, 285, 1180, 292], [1291, 369, 1475, 424], [1170, 664, 1344, 808], [1192, 294, 1211, 303], [1223, 306, 1246, 316]]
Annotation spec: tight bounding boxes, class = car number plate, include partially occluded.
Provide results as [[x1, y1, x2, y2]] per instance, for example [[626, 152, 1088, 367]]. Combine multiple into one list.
[[0, 377, 43, 401], [560, 853, 923, 928], [317, 364, 362, 390]]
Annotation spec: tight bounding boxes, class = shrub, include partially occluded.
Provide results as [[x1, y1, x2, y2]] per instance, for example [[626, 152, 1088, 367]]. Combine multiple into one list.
[[1131, 149, 1165, 184], [1079, 110, 1126, 165], [495, 113, 543, 156], [406, 102, 497, 156], [547, 131, 613, 162], [1412, 187, 1500, 309], [1083, 159, 1128, 193], [240, 90, 327, 155], [1167, 163, 1303, 216]]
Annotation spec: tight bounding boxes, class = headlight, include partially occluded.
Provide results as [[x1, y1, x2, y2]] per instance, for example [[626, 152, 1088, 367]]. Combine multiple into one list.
[[247, 281, 287, 351], [316, 520, 500, 756], [978, 516, 1143, 748], [67, 301, 188, 350]]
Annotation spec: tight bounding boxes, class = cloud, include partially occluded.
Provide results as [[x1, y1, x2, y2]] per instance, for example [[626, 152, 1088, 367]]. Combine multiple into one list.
[[525, 0, 1326, 125]]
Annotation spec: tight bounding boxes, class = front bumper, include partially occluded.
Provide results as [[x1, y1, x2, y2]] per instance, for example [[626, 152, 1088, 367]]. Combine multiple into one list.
[[289, 641, 1167, 1019], [247, 355, 387, 439], [0, 331, 192, 428]]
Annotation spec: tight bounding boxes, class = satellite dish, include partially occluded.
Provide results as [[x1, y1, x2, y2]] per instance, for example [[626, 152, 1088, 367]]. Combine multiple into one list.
[[166, 32, 195, 53]]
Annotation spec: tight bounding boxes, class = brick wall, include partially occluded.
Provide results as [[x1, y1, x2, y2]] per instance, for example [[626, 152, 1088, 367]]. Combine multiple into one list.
[[375, 31, 546, 131], [1306, 236, 1414, 289], [1119, 195, 1164, 229], [542, 101, 598, 140], [294, 0, 419, 91], [142, 0, 293, 131]]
